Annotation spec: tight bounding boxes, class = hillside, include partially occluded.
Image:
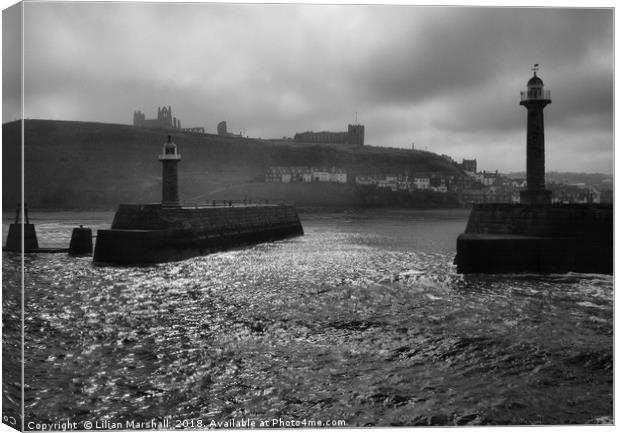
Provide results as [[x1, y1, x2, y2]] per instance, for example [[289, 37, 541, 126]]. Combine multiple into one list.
[[3, 119, 464, 210]]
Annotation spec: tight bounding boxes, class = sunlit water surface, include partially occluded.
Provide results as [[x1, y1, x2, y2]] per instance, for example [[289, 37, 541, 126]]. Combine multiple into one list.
[[2, 210, 612, 427]]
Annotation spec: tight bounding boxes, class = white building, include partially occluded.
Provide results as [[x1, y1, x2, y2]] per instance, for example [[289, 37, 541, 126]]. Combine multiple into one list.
[[355, 176, 377, 186], [398, 181, 411, 191], [377, 179, 398, 191], [312, 169, 331, 182], [413, 177, 430, 189], [329, 169, 348, 184], [430, 185, 448, 193], [477, 171, 499, 186]]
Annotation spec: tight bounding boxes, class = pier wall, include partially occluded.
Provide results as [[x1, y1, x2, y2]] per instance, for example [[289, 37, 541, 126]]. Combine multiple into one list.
[[95, 204, 303, 264], [111, 204, 302, 232], [456, 203, 612, 274], [464, 203, 612, 238]]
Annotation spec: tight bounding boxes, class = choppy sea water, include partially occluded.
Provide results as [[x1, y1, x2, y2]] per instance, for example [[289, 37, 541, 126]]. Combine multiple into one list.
[[2, 209, 613, 428]]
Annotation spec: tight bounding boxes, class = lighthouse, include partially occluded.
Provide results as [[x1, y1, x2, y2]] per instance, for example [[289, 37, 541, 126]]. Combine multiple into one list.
[[158, 135, 181, 207], [519, 66, 552, 205], [454, 65, 612, 275]]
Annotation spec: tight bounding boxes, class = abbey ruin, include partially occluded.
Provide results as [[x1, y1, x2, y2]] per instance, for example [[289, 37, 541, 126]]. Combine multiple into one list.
[[133, 106, 205, 133]]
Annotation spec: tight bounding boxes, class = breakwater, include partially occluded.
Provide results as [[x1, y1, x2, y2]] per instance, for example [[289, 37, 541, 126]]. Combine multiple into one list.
[[93, 203, 303, 264], [455, 203, 612, 274]]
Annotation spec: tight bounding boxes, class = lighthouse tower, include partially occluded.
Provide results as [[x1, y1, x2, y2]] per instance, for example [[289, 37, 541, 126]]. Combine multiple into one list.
[[158, 135, 181, 207], [519, 66, 552, 205]]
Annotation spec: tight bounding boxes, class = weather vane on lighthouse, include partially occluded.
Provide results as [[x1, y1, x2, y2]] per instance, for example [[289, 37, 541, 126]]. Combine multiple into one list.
[[532, 63, 540, 74]]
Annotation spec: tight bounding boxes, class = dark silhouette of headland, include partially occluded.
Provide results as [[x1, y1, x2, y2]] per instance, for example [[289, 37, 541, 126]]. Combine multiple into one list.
[[454, 68, 612, 274], [2, 119, 463, 210]]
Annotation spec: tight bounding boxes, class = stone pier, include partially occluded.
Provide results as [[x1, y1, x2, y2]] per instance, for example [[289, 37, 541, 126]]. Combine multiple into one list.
[[93, 203, 304, 264], [455, 203, 612, 274]]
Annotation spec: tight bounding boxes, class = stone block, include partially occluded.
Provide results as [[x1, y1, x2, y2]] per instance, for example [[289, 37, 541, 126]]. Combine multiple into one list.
[[69, 227, 93, 256], [5, 223, 39, 252]]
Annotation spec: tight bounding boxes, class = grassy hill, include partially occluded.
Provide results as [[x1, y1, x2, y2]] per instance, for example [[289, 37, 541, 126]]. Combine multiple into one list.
[[3, 119, 464, 210]]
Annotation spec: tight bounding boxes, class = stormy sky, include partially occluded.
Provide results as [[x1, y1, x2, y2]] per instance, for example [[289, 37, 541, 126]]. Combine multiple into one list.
[[5, 2, 614, 173]]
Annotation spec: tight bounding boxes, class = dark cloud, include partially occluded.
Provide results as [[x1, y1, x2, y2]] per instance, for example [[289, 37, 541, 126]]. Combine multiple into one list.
[[9, 3, 613, 173]]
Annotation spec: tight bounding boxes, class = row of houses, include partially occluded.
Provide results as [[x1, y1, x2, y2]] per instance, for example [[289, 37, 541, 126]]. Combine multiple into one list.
[[454, 155, 608, 204], [355, 174, 449, 193], [473, 171, 500, 186], [265, 164, 605, 205], [459, 186, 517, 205], [265, 167, 347, 184], [458, 182, 602, 205], [549, 183, 602, 204], [264, 167, 455, 192]]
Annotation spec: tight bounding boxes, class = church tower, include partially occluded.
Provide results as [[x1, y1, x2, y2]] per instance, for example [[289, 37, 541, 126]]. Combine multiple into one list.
[[519, 66, 552, 205], [158, 135, 181, 207]]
